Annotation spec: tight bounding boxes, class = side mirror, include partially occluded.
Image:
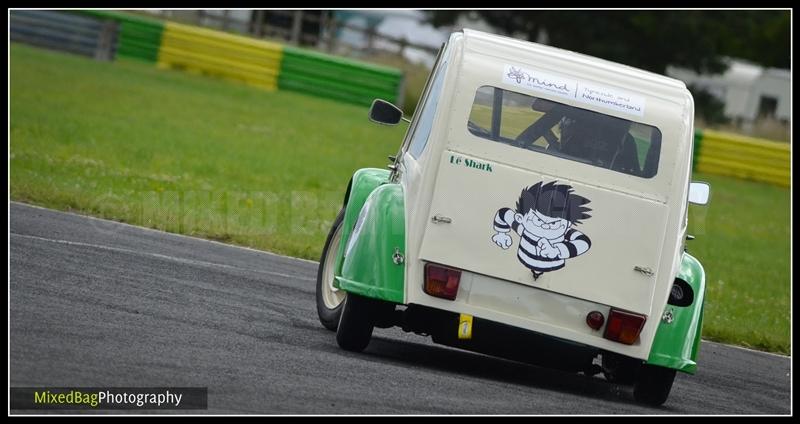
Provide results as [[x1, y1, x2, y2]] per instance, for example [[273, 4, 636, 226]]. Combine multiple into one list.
[[369, 99, 404, 125], [688, 181, 711, 205]]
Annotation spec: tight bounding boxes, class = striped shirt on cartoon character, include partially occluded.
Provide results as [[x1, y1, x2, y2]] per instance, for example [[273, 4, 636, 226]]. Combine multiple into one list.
[[491, 182, 592, 281]]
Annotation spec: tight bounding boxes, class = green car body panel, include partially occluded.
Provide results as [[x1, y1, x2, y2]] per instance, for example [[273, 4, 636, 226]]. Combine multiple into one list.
[[333, 168, 405, 304], [646, 252, 706, 374], [333, 168, 391, 281]]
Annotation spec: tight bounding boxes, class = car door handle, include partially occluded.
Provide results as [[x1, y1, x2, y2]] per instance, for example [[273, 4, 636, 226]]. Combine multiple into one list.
[[431, 215, 452, 224]]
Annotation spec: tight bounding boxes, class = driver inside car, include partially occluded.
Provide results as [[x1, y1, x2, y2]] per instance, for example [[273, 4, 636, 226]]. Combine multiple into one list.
[[558, 114, 634, 171]]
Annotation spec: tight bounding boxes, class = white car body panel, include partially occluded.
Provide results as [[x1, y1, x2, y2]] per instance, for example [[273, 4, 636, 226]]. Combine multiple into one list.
[[398, 29, 695, 359]]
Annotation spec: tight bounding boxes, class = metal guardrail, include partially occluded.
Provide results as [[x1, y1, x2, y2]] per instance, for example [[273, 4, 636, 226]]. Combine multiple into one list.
[[12, 10, 403, 107], [10, 10, 117, 61], [79, 10, 165, 62]]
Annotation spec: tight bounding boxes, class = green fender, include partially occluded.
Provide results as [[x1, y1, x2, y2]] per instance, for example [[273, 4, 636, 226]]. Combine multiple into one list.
[[333, 168, 391, 281], [647, 252, 706, 374], [335, 183, 405, 304]]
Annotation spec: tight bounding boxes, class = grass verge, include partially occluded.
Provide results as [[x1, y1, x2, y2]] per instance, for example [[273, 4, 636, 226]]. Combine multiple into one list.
[[10, 43, 405, 260]]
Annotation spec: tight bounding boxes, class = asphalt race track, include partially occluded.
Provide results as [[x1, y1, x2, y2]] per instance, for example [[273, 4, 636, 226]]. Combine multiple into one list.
[[9, 202, 791, 414]]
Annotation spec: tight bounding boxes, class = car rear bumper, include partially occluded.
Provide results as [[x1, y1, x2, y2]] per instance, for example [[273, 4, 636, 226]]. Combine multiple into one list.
[[407, 269, 654, 360]]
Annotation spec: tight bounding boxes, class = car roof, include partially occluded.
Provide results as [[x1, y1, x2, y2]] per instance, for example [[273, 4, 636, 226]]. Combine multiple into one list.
[[460, 28, 689, 101]]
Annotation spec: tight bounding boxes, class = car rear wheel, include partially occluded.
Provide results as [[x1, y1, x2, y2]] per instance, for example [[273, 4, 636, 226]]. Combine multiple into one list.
[[336, 292, 378, 352], [316, 209, 346, 331], [633, 364, 677, 406]]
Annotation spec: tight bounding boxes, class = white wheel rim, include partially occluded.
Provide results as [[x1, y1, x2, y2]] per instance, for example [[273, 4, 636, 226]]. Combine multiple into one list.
[[321, 221, 346, 309]]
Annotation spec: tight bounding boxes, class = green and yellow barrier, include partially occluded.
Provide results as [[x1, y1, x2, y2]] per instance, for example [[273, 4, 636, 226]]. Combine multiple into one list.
[[694, 129, 790, 187], [157, 21, 282, 91], [278, 46, 403, 106], [79, 11, 404, 106]]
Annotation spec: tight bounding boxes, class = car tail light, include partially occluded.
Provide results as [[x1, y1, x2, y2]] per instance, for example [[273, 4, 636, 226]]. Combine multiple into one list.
[[603, 309, 646, 345], [423, 263, 461, 300], [586, 311, 605, 330]]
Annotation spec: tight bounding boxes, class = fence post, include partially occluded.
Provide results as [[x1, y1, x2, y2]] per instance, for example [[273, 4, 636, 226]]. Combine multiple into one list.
[[222, 10, 231, 31], [290, 10, 303, 45], [94, 19, 118, 61], [252, 10, 264, 37], [316, 10, 328, 49], [325, 17, 338, 53]]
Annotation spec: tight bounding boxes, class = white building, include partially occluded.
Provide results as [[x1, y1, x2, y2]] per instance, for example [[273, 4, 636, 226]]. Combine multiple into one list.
[[666, 59, 790, 129]]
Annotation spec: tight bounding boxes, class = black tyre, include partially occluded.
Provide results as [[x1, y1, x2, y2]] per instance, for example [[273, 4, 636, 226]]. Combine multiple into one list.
[[633, 364, 677, 406], [316, 209, 346, 331], [336, 292, 377, 352]]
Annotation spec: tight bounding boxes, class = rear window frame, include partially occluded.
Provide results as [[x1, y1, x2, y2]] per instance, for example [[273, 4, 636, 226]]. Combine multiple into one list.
[[466, 85, 663, 179]]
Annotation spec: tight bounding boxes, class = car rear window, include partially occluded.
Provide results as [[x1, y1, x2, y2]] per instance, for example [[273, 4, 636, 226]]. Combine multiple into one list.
[[467, 85, 662, 178]]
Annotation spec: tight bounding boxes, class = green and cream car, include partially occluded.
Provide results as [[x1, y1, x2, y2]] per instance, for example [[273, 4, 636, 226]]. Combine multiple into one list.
[[315, 29, 710, 406]]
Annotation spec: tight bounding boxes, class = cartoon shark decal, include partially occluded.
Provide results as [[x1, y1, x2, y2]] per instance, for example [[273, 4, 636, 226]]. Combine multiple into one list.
[[491, 181, 592, 280]]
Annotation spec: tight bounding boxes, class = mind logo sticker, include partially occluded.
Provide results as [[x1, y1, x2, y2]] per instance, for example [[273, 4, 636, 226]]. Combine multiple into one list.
[[491, 181, 592, 281]]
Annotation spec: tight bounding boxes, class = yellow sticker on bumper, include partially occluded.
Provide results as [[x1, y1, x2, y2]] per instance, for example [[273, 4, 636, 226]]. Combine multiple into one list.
[[458, 313, 473, 340]]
